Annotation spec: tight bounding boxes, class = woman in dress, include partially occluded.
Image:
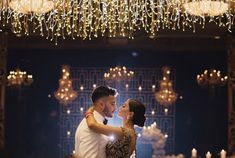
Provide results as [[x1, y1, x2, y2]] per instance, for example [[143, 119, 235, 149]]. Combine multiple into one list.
[[85, 99, 146, 158]]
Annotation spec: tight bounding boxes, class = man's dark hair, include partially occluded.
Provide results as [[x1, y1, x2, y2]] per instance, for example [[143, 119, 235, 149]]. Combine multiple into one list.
[[91, 86, 116, 103]]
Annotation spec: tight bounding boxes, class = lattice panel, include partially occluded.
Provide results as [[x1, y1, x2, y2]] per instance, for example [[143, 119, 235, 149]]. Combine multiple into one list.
[[59, 67, 176, 157]]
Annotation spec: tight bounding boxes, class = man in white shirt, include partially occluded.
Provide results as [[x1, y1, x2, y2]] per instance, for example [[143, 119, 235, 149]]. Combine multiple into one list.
[[74, 86, 117, 158]]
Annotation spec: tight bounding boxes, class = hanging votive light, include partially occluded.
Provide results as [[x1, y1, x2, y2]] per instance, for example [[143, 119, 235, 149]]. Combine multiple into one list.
[[196, 69, 228, 88], [104, 66, 134, 84], [7, 68, 33, 86]]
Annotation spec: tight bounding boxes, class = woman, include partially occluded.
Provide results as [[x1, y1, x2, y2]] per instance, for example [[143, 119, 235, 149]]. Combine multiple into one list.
[[85, 99, 146, 158]]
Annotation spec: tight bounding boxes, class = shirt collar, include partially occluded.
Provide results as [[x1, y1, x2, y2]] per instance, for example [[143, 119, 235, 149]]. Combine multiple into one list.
[[93, 110, 105, 123]]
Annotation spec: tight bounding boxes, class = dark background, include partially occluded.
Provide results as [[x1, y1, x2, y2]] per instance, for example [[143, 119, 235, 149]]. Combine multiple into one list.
[[4, 46, 228, 158]]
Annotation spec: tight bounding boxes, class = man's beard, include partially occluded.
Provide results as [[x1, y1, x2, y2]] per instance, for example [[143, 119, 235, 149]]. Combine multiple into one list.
[[103, 105, 113, 118]]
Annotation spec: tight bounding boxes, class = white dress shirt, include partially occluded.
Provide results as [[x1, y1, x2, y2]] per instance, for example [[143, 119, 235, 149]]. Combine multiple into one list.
[[75, 110, 108, 158]]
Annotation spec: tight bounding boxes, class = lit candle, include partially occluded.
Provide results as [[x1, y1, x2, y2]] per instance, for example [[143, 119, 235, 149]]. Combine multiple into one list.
[[206, 151, 212, 158], [191, 148, 197, 158], [220, 149, 226, 158]]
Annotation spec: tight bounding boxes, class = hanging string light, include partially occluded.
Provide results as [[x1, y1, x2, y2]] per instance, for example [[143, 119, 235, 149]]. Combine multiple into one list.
[[0, 0, 233, 43], [54, 65, 77, 105]]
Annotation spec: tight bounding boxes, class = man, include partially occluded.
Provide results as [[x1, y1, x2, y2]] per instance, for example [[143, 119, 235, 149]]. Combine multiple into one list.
[[74, 86, 117, 158]]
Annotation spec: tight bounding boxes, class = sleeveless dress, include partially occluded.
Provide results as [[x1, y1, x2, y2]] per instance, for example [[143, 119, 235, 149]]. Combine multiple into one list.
[[105, 127, 136, 158]]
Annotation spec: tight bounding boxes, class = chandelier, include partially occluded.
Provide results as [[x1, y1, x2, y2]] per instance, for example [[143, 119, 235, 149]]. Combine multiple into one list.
[[54, 65, 78, 105], [183, 0, 229, 16], [9, 0, 54, 14], [7, 68, 33, 86], [104, 66, 134, 83], [155, 67, 178, 106], [0, 0, 233, 43], [196, 69, 228, 87]]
